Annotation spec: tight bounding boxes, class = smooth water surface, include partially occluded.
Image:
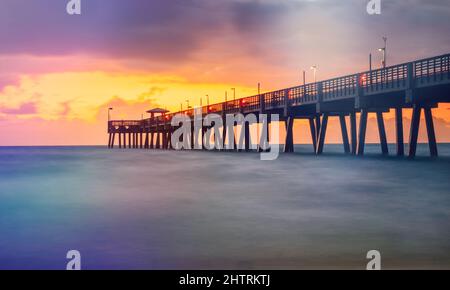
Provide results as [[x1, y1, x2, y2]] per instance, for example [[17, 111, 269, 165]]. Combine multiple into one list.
[[0, 144, 449, 269]]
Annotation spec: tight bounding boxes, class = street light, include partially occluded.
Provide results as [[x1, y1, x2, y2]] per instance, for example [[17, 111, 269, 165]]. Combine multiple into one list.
[[378, 36, 387, 68], [108, 107, 113, 122], [231, 88, 236, 101], [185, 99, 190, 110], [206, 95, 210, 106], [310, 66, 318, 83]]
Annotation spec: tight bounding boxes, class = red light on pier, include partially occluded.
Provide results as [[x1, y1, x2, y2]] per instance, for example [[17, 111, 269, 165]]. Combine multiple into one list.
[[359, 74, 367, 85]]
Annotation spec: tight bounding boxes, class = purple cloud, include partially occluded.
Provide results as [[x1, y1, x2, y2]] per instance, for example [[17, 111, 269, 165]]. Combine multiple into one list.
[[1, 102, 38, 115], [0, 0, 449, 76], [0, 0, 256, 61]]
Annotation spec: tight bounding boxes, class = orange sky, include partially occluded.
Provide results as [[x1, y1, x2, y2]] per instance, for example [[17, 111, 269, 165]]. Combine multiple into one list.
[[0, 0, 449, 145]]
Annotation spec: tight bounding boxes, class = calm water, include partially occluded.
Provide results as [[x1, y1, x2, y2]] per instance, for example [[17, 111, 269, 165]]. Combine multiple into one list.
[[0, 144, 449, 270]]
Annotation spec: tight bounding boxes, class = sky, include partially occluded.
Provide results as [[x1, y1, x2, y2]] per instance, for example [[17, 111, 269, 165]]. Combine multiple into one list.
[[0, 0, 449, 145]]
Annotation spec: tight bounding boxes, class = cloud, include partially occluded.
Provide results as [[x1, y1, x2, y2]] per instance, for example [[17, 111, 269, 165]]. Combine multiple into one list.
[[1, 0, 449, 86], [95, 95, 158, 121], [0, 74, 20, 91], [0, 0, 230, 61], [1, 102, 37, 115]]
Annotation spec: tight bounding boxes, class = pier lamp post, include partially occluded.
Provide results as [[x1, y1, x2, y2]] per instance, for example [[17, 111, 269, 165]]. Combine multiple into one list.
[[378, 36, 387, 68], [108, 107, 113, 122], [310, 66, 318, 83], [231, 88, 236, 101], [205, 95, 211, 114]]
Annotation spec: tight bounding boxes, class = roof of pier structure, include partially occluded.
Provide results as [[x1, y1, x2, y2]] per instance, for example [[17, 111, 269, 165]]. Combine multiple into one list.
[[146, 108, 169, 114]]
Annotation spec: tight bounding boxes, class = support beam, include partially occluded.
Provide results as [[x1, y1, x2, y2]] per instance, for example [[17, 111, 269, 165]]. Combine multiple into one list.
[[108, 133, 112, 148], [162, 130, 167, 149], [316, 113, 329, 155], [156, 132, 161, 149], [358, 110, 368, 156], [315, 115, 321, 142], [222, 118, 227, 151], [118, 133, 122, 148], [110, 133, 115, 149], [166, 130, 170, 149], [309, 118, 317, 152], [424, 107, 438, 157], [244, 122, 251, 151], [202, 127, 207, 150], [167, 131, 171, 149], [128, 133, 132, 149], [395, 108, 404, 156], [284, 117, 294, 153], [376, 112, 389, 155], [139, 132, 143, 149], [339, 114, 350, 154], [144, 133, 149, 149], [259, 118, 270, 152], [408, 106, 421, 158], [191, 126, 195, 150], [150, 132, 154, 149], [233, 125, 237, 151], [350, 112, 357, 155]]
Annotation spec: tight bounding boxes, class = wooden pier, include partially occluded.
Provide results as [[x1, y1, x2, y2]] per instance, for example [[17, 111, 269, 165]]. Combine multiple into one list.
[[108, 53, 450, 157]]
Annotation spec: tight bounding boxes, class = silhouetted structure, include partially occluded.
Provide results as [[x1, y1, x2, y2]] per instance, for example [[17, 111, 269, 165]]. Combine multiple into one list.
[[108, 53, 450, 158]]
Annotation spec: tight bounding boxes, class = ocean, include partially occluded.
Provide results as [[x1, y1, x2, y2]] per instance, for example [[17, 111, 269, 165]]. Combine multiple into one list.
[[0, 144, 449, 269]]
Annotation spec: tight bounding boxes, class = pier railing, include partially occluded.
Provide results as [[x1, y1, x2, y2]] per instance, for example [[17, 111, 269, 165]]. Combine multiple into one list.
[[322, 74, 358, 101], [415, 54, 450, 87]]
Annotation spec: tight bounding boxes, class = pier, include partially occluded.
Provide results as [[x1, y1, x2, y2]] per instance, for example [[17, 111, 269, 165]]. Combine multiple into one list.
[[108, 53, 450, 157]]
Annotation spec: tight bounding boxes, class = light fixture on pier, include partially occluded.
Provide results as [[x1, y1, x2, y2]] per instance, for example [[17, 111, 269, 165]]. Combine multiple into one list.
[[108, 107, 113, 122], [310, 66, 318, 83], [378, 36, 387, 68]]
